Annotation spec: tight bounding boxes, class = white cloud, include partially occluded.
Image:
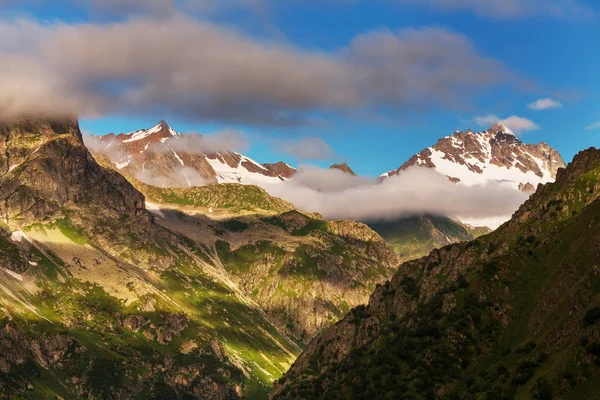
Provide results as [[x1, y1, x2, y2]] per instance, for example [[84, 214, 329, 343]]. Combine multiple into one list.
[[263, 166, 527, 228], [157, 130, 249, 154], [273, 137, 338, 161], [397, 0, 595, 19], [474, 114, 540, 135], [0, 17, 514, 124], [528, 98, 563, 110], [585, 122, 600, 130], [136, 167, 207, 187]]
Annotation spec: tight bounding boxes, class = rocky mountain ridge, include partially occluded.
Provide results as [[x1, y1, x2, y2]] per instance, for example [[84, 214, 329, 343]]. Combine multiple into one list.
[[93, 120, 296, 187], [0, 118, 302, 398], [368, 214, 490, 262], [381, 123, 565, 192]]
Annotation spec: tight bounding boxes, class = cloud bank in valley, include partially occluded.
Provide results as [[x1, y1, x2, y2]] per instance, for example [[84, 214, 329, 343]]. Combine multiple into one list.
[[263, 166, 528, 227], [0, 16, 515, 124]]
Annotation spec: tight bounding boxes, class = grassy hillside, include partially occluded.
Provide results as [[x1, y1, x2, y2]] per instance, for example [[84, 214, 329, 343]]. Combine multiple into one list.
[[155, 208, 400, 345], [136, 180, 296, 215], [0, 218, 300, 399], [273, 148, 600, 400]]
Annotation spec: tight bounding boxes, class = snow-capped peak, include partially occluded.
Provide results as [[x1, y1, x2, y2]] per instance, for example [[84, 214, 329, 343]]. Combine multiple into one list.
[[122, 120, 179, 143]]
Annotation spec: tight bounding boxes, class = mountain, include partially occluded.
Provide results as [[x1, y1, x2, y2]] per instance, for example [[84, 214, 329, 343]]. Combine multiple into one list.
[[127, 182, 401, 344], [329, 162, 356, 176], [95, 149, 401, 345], [381, 124, 565, 192], [93, 120, 294, 187], [0, 118, 302, 399], [0, 118, 401, 399], [368, 215, 490, 262], [274, 147, 600, 399]]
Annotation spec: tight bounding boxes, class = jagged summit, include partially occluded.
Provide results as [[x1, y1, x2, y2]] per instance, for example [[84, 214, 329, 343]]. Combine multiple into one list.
[[380, 126, 565, 192], [330, 162, 357, 176], [121, 120, 179, 143]]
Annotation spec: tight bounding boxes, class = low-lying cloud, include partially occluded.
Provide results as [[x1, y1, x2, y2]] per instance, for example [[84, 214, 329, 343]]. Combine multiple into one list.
[[136, 166, 207, 188], [263, 166, 527, 227], [155, 130, 249, 154], [0, 16, 516, 124]]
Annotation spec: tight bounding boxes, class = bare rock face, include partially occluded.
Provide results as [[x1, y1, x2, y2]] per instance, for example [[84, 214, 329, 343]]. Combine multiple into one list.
[[329, 162, 357, 176], [0, 118, 148, 227], [381, 124, 565, 190]]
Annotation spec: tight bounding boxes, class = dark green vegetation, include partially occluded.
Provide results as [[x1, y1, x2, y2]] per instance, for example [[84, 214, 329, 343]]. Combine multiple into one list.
[[274, 148, 600, 400], [369, 215, 490, 262]]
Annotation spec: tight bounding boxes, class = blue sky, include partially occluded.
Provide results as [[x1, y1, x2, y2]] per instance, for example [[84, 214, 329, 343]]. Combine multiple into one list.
[[2, 0, 598, 176]]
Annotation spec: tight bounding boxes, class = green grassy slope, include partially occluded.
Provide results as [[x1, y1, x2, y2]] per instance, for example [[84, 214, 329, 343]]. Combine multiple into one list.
[[136, 181, 296, 214], [0, 219, 299, 400]]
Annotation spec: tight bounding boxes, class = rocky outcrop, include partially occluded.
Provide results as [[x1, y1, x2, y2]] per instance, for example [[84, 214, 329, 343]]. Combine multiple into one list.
[[0, 118, 150, 226]]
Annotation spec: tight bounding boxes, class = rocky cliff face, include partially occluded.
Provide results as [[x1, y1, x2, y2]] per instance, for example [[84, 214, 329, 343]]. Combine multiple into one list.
[[0, 119, 156, 246], [274, 147, 600, 399], [381, 124, 565, 190], [92, 121, 294, 187]]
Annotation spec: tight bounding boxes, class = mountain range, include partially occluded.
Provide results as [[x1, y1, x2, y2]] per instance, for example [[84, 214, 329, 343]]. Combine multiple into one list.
[[1, 117, 595, 400], [93, 120, 296, 187], [95, 121, 565, 196], [0, 118, 400, 399], [380, 123, 565, 192]]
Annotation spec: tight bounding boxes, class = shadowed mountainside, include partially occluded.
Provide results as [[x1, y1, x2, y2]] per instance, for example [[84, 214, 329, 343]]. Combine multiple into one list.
[[274, 147, 600, 400]]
